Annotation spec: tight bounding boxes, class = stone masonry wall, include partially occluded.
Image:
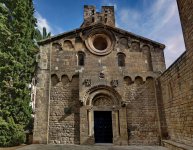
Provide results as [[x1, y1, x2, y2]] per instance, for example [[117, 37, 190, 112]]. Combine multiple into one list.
[[33, 45, 50, 144], [49, 75, 80, 144], [125, 79, 160, 145], [158, 0, 193, 146], [35, 19, 166, 144], [159, 52, 193, 146], [177, 0, 193, 54]]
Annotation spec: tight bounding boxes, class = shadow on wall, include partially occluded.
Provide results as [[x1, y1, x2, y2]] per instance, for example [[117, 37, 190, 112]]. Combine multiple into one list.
[[50, 74, 80, 144]]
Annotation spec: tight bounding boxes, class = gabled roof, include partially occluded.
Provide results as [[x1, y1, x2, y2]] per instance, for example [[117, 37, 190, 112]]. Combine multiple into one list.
[[38, 23, 165, 49]]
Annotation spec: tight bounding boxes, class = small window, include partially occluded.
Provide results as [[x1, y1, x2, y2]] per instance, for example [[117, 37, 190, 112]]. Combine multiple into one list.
[[92, 17, 95, 23], [105, 17, 107, 23], [78, 52, 85, 66], [92, 10, 95, 15], [117, 53, 125, 67]]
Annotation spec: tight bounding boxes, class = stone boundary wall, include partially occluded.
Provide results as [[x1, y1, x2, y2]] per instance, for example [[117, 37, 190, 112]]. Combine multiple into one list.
[[159, 51, 193, 146], [158, 0, 193, 146]]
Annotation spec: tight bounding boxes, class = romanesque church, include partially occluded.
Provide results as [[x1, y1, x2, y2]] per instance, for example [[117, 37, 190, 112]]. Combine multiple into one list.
[[32, 1, 193, 149]]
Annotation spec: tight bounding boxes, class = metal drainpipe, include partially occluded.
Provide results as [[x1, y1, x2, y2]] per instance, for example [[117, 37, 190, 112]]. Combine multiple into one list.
[[154, 78, 163, 145], [47, 42, 52, 144]]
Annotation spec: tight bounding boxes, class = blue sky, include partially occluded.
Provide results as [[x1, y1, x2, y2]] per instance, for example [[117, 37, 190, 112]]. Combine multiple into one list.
[[33, 0, 185, 68]]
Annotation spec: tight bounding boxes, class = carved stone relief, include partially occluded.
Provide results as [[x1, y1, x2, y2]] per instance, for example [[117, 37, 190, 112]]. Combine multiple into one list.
[[99, 72, 105, 78], [93, 96, 113, 106], [110, 80, 118, 88], [83, 79, 91, 87]]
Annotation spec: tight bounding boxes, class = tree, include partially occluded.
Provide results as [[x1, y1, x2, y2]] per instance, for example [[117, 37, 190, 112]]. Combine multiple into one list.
[[35, 27, 51, 41], [0, 0, 38, 146], [0, 117, 25, 147]]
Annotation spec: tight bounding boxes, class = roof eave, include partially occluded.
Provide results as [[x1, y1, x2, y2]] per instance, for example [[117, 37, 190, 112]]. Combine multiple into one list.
[[37, 23, 165, 49]]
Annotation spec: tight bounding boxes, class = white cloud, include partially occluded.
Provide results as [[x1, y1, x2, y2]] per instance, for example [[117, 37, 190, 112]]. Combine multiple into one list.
[[35, 12, 52, 34], [34, 1, 186, 68], [35, 12, 65, 36], [164, 34, 185, 67], [116, 0, 185, 68], [151, 0, 165, 14], [147, 0, 177, 38], [120, 9, 140, 24]]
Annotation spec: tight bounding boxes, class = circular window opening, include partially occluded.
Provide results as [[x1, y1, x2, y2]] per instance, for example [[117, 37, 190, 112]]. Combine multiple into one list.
[[93, 36, 108, 50]]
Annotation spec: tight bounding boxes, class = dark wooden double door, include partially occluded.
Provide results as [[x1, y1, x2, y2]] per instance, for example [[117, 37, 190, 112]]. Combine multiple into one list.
[[94, 111, 113, 143]]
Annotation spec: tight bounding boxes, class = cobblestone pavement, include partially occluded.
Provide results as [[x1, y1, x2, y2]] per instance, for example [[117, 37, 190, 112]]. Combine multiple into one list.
[[17, 144, 168, 150]]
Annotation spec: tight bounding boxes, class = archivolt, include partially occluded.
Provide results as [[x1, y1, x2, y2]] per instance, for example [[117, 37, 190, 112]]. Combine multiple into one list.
[[82, 85, 122, 106]]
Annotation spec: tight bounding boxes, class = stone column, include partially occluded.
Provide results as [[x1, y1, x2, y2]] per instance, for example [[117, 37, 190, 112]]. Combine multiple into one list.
[[112, 110, 120, 145], [80, 106, 88, 144], [119, 107, 128, 145], [80, 106, 94, 144]]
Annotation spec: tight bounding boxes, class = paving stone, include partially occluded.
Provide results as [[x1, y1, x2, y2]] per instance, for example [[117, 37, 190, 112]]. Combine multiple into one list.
[[17, 144, 168, 150]]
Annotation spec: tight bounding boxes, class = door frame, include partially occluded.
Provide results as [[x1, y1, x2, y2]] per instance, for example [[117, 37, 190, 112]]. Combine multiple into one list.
[[79, 85, 128, 145]]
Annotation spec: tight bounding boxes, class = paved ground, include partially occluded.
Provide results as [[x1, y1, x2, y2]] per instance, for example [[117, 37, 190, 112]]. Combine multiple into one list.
[[0, 144, 26, 150], [16, 144, 168, 150]]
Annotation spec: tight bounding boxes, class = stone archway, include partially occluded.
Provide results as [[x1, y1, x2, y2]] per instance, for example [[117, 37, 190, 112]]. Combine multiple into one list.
[[81, 85, 122, 106], [93, 94, 113, 106], [79, 85, 128, 145]]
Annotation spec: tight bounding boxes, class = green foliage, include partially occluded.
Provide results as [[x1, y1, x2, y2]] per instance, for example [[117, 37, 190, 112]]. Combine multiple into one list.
[[0, 0, 37, 126], [0, 0, 39, 146], [0, 117, 26, 147], [35, 27, 51, 41]]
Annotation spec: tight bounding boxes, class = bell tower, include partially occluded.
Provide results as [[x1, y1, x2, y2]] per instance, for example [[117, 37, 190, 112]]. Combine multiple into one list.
[[81, 5, 115, 27]]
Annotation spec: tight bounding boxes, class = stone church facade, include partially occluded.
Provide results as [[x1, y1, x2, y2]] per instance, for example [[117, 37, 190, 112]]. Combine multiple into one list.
[[33, 1, 193, 149]]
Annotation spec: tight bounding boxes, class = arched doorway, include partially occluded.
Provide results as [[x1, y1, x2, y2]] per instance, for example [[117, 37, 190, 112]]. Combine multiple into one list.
[[93, 94, 113, 143], [79, 85, 128, 145], [94, 111, 112, 143]]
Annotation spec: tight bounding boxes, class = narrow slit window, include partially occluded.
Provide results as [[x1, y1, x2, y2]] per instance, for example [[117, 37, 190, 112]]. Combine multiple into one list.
[[92, 17, 95, 23], [117, 53, 125, 67], [78, 52, 85, 66]]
